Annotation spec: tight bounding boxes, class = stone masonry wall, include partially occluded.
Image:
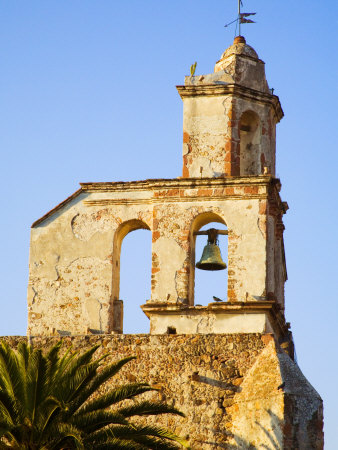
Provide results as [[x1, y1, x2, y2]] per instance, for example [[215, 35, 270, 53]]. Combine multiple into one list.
[[1, 334, 323, 449]]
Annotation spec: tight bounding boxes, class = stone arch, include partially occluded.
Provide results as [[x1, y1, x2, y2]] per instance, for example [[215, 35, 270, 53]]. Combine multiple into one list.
[[239, 110, 262, 175], [188, 211, 227, 305], [110, 219, 151, 333]]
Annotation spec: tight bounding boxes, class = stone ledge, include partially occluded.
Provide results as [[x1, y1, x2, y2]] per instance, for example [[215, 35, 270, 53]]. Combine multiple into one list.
[[176, 83, 283, 122], [141, 301, 289, 339]]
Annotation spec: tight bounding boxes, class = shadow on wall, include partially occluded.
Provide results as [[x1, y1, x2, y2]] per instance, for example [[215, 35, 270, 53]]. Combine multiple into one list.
[[200, 409, 282, 449]]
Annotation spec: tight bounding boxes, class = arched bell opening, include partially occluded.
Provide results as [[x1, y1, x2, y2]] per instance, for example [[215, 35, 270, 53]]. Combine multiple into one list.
[[239, 110, 261, 175], [189, 212, 228, 306], [111, 219, 151, 334]]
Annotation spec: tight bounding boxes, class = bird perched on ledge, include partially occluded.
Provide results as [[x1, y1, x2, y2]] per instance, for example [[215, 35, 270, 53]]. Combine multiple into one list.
[[213, 296, 225, 302]]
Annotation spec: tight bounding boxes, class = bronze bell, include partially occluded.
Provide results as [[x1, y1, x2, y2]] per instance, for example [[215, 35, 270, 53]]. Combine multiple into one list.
[[196, 228, 227, 271]]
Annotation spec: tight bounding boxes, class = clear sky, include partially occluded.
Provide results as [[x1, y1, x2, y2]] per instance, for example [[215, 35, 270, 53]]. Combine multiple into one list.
[[0, 0, 337, 446]]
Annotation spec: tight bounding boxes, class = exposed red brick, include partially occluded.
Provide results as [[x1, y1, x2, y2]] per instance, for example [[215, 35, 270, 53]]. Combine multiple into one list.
[[152, 231, 160, 242], [225, 141, 232, 152], [225, 187, 235, 195], [261, 333, 274, 345], [183, 131, 190, 144], [244, 186, 259, 194], [260, 153, 266, 168], [182, 155, 189, 177], [225, 151, 232, 162], [166, 189, 180, 197], [197, 189, 213, 197], [227, 289, 236, 300], [259, 201, 267, 214]]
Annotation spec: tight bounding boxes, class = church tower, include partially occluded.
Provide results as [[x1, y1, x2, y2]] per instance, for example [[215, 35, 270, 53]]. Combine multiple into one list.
[[180, 36, 281, 179], [26, 35, 323, 448], [28, 36, 288, 339]]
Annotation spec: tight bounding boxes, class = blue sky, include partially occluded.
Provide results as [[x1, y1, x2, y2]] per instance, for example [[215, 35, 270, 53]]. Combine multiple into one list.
[[0, 1, 337, 446]]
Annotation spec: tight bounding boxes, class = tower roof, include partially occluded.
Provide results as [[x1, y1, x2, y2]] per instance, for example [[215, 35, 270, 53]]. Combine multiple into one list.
[[214, 36, 269, 93], [217, 35, 259, 62]]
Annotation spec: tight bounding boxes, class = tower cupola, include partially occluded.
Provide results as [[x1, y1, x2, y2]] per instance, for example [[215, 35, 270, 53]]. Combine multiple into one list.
[[214, 36, 269, 93], [177, 37, 283, 178]]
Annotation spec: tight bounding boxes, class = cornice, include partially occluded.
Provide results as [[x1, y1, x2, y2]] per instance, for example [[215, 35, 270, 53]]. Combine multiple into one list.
[[141, 300, 289, 337], [215, 52, 265, 66], [32, 176, 284, 228], [81, 175, 278, 192], [83, 194, 265, 207], [176, 83, 284, 122]]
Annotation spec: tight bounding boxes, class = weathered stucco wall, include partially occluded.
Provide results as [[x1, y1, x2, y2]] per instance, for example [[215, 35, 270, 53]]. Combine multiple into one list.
[[28, 177, 286, 336], [1, 334, 323, 449], [180, 93, 278, 179], [148, 310, 272, 335], [178, 36, 282, 180]]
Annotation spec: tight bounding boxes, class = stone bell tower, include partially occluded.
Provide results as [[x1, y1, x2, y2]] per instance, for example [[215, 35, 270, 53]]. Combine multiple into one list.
[[180, 36, 281, 179], [28, 35, 288, 339], [26, 35, 323, 449], [141, 35, 287, 336]]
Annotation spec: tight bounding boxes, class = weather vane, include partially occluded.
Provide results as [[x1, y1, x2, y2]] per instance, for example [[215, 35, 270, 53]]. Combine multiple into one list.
[[224, 0, 256, 36]]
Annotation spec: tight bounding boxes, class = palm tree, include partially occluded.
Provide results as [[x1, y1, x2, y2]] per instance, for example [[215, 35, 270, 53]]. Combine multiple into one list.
[[0, 340, 189, 449]]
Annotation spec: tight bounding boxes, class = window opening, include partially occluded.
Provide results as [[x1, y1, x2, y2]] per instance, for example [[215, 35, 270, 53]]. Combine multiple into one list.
[[119, 229, 151, 334], [194, 221, 228, 305], [167, 326, 177, 335], [239, 110, 261, 175]]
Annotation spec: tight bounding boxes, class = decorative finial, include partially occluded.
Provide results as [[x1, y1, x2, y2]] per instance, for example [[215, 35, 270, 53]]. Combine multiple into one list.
[[224, 0, 256, 36], [190, 62, 197, 76]]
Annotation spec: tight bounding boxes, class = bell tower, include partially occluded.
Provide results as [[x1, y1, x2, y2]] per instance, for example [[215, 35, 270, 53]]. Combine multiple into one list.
[[178, 36, 282, 178], [142, 36, 288, 338], [26, 30, 323, 449], [28, 36, 288, 339]]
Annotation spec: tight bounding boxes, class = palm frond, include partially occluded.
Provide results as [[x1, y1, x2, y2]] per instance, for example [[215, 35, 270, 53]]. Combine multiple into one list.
[[88, 424, 189, 448], [0, 341, 189, 449], [93, 440, 146, 450], [78, 383, 154, 415], [0, 388, 18, 424], [68, 356, 136, 415], [0, 343, 24, 408], [133, 435, 185, 450], [57, 362, 99, 404], [40, 421, 84, 449], [65, 345, 101, 380], [70, 410, 128, 433], [118, 400, 185, 418]]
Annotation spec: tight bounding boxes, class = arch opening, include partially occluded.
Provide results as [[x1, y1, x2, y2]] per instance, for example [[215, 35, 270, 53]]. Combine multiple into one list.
[[239, 110, 261, 175], [112, 220, 151, 334], [189, 213, 228, 306]]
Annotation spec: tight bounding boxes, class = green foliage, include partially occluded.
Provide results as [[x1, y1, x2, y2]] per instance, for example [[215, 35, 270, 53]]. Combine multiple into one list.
[[0, 341, 189, 449], [190, 62, 197, 76]]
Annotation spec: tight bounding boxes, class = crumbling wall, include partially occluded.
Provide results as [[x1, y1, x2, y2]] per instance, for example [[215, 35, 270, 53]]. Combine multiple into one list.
[[1, 334, 323, 450], [181, 93, 277, 179], [28, 193, 153, 335], [29, 179, 279, 335]]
